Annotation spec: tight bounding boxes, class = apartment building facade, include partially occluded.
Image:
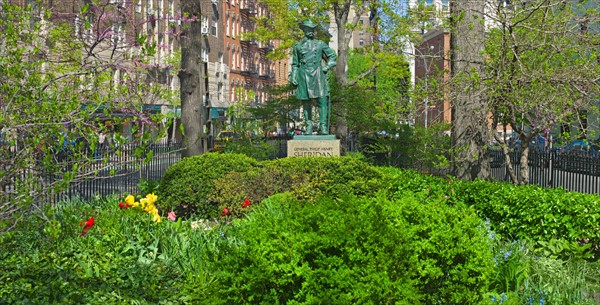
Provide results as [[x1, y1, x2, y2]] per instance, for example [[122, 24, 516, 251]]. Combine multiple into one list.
[[222, 0, 276, 108], [10, 0, 285, 141]]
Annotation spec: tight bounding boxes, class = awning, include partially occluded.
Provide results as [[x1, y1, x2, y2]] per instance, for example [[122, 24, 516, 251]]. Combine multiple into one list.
[[210, 107, 227, 119]]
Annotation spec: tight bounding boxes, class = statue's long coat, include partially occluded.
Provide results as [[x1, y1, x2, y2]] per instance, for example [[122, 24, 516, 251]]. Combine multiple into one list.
[[291, 38, 337, 100]]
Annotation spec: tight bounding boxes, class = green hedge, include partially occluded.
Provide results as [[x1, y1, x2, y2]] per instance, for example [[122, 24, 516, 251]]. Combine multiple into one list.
[[373, 166, 600, 258], [450, 179, 600, 256], [208, 192, 495, 304], [212, 156, 384, 216], [157, 152, 257, 219]]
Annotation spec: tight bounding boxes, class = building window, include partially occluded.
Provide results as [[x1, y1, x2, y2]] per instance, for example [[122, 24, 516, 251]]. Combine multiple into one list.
[[232, 50, 236, 68], [211, 15, 218, 36], [226, 16, 230, 36], [202, 48, 208, 62], [359, 39, 364, 46], [218, 83, 223, 103], [359, 19, 364, 35], [202, 15, 209, 35]]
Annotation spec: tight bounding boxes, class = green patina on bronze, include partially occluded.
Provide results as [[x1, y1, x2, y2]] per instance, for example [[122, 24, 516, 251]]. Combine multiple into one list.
[[290, 19, 337, 135]]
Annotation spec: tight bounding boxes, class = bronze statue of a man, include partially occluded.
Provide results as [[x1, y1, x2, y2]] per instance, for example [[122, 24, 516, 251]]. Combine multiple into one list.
[[290, 19, 337, 135]]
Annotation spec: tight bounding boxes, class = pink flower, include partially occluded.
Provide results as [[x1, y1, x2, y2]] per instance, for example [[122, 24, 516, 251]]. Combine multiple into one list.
[[167, 211, 177, 221], [221, 208, 229, 216], [242, 199, 251, 208]]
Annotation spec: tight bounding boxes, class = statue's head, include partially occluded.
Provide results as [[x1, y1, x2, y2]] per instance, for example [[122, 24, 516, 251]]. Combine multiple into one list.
[[300, 19, 317, 39]]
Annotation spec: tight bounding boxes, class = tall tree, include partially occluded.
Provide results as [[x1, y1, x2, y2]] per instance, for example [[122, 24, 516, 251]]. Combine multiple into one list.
[[179, 1, 207, 157], [450, 0, 491, 180], [344, 49, 411, 133], [485, 0, 600, 184]]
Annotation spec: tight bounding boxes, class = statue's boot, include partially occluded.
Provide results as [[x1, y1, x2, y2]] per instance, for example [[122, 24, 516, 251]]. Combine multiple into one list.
[[318, 97, 328, 135], [319, 123, 327, 135], [305, 120, 313, 135]]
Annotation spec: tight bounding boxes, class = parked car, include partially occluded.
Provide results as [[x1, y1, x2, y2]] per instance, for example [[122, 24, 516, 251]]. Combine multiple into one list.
[[554, 140, 600, 175], [556, 140, 600, 157], [212, 130, 239, 152], [508, 133, 547, 151]]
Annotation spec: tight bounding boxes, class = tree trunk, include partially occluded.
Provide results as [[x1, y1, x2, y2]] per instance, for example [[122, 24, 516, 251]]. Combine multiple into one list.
[[334, 36, 350, 142], [450, 0, 491, 180], [519, 143, 530, 184], [332, 1, 368, 145], [179, 0, 207, 157]]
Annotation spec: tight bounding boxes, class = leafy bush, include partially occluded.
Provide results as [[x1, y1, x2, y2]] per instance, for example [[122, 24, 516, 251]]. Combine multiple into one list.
[[376, 169, 600, 259], [0, 196, 217, 304], [158, 153, 257, 219], [360, 123, 451, 173], [226, 137, 280, 161], [450, 179, 600, 258], [208, 192, 495, 304], [213, 156, 384, 217], [373, 166, 453, 196]]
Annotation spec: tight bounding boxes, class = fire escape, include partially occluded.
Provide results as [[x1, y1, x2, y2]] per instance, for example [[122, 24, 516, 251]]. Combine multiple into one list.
[[239, 0, 257, 77]]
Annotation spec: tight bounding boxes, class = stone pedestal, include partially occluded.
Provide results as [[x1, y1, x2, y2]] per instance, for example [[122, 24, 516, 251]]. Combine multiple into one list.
[[287, 135, 340, 157]]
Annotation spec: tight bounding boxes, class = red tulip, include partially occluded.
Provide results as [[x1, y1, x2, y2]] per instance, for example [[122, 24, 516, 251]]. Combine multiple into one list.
[[80, 217, 95, 236], [221, 208, 229, 216], [118, 202, 129, 209], [242, 199, 251, 208]]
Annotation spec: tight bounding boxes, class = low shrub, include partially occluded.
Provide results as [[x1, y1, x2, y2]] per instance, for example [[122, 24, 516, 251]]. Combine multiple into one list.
[[450, 179, 600, 258], [157, 152, 257, 219], [226, 137, 280, 161], [208, 192, 495, 304], [373, 166, 454, 198], [212, 156, 384, 217]]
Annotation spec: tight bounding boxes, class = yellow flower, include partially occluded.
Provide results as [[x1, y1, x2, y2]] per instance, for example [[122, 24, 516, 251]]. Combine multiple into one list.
[[153, 213, 162, 223], [144, 203, 157, 214], [130, 201, 140, 208], [139, 197, 149, 209], [146, 193, 158, 205], [125, 195, 135, 205]]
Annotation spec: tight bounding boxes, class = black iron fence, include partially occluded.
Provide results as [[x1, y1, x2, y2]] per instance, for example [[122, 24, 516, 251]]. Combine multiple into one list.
[[2, 142, 184, 204], [488, 148, 600, 195], [7, 138, 596, 205], [272, 137, 599, 195], [58, 142, 184, 201]]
